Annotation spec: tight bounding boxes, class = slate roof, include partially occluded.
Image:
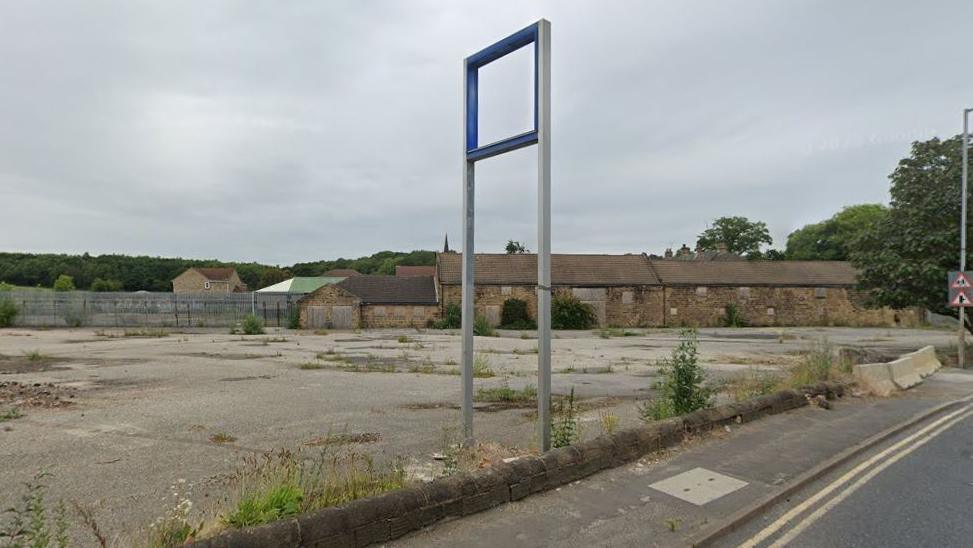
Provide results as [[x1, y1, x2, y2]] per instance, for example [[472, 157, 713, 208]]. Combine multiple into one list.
[[647, 260, 859, 287], [193, 267, 237, 281], [436, 253, 660, 286], [395, 265, 437, 277], [337, 275, 438, 305]]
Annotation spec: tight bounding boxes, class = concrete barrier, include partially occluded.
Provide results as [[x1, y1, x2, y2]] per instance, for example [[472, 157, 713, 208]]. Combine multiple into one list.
[[189, 383, 843, 548], [887, 357, 923, 389], [853, 362, 897, 397], [908, 346, 941, 378], [853, 346, 941, 396]]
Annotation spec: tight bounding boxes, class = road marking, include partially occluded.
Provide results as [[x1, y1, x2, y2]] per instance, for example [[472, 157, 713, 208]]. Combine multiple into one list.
[[739, 402, 973, 548], [767, 408, 973, 547]]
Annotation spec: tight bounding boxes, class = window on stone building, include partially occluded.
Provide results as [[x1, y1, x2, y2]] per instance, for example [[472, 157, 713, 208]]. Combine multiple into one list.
[[374, 306, 386, 316], [815, 288, 828, 299], [622, 291, 634, 304], [696, 286, 708, 297], [501, 286, 512, 296], [738, 287, 750, 298], [670, 307, 678, 316], [413, 306, 424, 317], [767, 307, 775, 316], [394, 307, 406, 318]]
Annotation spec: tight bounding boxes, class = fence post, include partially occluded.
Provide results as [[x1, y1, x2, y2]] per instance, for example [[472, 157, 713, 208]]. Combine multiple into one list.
[[276, 302, 281, 328]]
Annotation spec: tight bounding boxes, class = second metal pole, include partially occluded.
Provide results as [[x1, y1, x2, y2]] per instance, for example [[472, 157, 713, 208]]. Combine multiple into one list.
[[961, 109, 970, 368], [536, 19, 552, 451]]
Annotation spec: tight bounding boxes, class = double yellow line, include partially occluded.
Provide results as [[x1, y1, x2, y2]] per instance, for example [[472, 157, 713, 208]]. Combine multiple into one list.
[[740, 400, 973, 547]]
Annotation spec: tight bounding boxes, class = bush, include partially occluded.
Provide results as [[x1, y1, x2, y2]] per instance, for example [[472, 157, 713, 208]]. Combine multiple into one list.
[[640, 328, 711, 421], [0, 298, 18, 328], [551, 294, 596, 330], [89, 278, 123, 292], [722, 303, 748, 327], [241, 314, 265, 335], [433, 303, 461, 329], [52, 274, 75, 292], [500, 298, 535, 329], [0, 281, 12, 291], [551, 387, 580, 448], [287, 308, 301, 330]]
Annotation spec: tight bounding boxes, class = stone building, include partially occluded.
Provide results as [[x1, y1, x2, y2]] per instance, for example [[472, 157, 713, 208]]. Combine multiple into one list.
[[436, 253, 663, 327], [648, 260, 921, 327], [172, 267, 247, 293], [298, 275, 438, 329]]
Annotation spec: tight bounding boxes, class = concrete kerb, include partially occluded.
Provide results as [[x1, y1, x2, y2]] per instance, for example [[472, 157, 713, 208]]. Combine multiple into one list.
[[189, 382, 844, 548]]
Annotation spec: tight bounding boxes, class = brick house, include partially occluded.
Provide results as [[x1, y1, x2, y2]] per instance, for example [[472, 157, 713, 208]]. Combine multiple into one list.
[[436, 253, 663, 327], [172, 267, 247, 293], [298, 276, 439, 329], [647, 260, 921, 327]]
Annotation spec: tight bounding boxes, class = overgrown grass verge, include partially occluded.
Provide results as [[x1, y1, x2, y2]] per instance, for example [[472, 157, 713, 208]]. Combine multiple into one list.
[[475, 381, 537, 403], [221, 449, 406, 529], [1, 407, 24, 422]]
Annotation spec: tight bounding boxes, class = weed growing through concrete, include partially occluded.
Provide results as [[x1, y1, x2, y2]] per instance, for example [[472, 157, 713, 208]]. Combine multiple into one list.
[[23, 349, 45, 361], [396, 335, 412, 344], [241, 314, 264, 335], [721, 303, 748, 328], [407, 362, 436, 374], [1, 407, 23, 422], [210, 432, 237, 444], [722, 367, 782, 402], [785, 339, 844, 388], [472, 354, 495, 378], [144, 479, 199, 548], [298, 362, 324, 370], [639, 328, 711, 421], [0, 472, 69, 547], [598, 408, 619, 435], [551, 387, 580, 448], [475, 379, 537, 403]]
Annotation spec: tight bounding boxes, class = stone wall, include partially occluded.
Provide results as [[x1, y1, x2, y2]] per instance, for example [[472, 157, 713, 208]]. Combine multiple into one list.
[[663, 286, 922, 328], [298, 285, 361, 329], [440, 284, 664, 328], [361, 305, 440, 328]]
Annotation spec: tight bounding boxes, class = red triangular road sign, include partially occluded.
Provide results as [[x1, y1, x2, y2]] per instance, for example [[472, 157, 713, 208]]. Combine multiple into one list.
[[952, 272, 972, 289], [952, 290, 971, 306]]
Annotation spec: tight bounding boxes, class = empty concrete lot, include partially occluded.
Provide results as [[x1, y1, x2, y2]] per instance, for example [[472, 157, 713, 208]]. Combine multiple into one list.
[[0, 326, 954, 543]]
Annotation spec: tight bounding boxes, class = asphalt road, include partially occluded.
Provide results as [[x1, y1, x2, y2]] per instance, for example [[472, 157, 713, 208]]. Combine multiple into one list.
[[727, 402, 973, 548]]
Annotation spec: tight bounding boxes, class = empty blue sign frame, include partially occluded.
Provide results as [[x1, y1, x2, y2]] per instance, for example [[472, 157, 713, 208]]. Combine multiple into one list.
[[465, 22, 541, 162]]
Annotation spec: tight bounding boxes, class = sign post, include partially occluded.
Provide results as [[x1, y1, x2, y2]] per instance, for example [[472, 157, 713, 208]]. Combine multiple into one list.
[[960, 108, 972, 368], [461, 20, 552, 449]]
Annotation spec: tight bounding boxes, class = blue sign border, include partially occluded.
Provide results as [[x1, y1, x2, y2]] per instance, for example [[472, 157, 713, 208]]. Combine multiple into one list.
[[465, 22, 539, 162]]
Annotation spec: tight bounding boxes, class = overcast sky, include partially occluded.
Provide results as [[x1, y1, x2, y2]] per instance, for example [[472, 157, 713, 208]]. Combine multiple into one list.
[[1, 1, 970, 265]]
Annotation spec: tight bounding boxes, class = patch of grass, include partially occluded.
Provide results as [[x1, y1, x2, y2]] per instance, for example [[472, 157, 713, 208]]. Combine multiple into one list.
[[512, 346, 538, 355], [1, 408, 23, 422], [473, 315, 496, 337], [304, 431, 381, 447], [723, 368, 782, 402], [123, 328, 169, 338], [597, 328, 641, 338], [23, 349, 45, 361], [210, 432, 237, 444], [784, 339, 845, 388], [475, 381, 537, 403], [396, 335, 412, 344], [473, 354, 495, 378], [313, 329, 329, 336], [407, 362, 436, 374], [299, 362, 325, 370], [221, 449, 406, 529], [340, 360, 396, 373], [599, 408, 619, 435]]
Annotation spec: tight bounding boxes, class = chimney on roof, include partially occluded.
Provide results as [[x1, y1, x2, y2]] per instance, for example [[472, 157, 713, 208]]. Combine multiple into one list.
[[676, 244, 692, 257], [664, 248, 673, 259]]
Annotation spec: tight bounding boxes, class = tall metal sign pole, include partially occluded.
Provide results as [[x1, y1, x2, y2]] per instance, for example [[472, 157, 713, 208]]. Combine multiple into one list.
[[961, 108, 971, 369], [462, 20, 552, 449]]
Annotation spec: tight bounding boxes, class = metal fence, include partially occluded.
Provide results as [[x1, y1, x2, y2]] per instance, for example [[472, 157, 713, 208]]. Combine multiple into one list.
[[1, 291, 298, 328]]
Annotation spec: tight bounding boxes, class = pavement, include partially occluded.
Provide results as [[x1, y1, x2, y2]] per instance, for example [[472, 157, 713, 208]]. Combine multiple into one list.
[[393, 370, 973, 547]]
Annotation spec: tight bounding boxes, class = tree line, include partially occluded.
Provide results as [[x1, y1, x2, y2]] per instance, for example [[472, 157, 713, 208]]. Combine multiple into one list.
[[0, 250, 436, 292]]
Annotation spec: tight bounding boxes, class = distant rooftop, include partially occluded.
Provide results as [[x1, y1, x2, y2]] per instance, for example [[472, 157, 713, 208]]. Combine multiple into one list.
[[256, 277, 345, 294]]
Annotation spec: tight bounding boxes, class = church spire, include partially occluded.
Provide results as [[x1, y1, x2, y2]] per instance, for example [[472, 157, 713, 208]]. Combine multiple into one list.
[[443, 233, 451, 253]]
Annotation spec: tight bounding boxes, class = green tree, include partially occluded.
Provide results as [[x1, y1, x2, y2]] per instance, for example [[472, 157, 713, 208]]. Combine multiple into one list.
[[52, 274, 75, 292], [786, 204, 888, 260], [850, 136, 972, 328], [697, 216, 772, 256], [505, 240, 528, 254], [89, 278, 123, 291]]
